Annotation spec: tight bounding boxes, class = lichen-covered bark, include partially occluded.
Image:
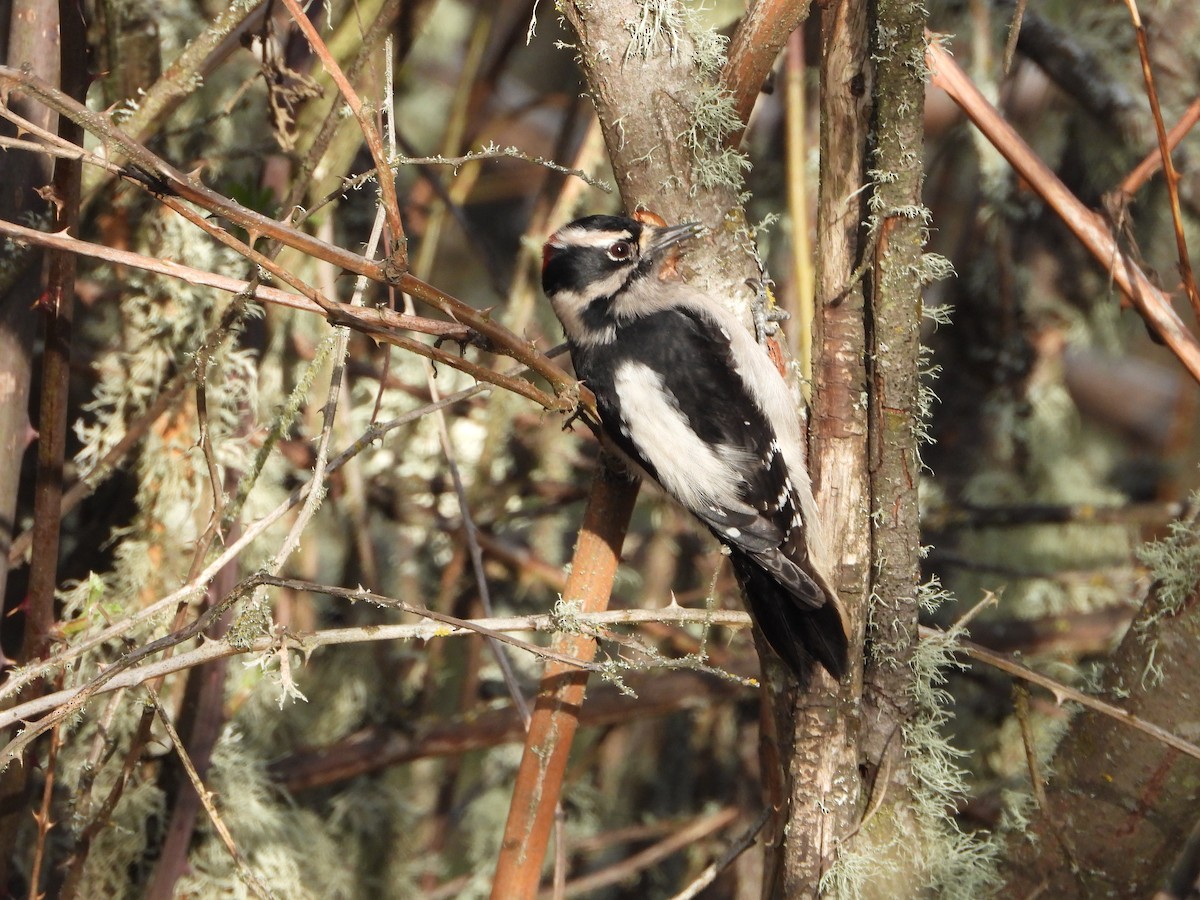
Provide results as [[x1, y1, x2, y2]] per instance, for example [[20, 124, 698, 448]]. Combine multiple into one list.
[[789, 0, 932, 892], [559, 1, 759, 298], [775, 0, 874, 893], [861, 0, 928, 790], [1002, 575, 1200, 896]]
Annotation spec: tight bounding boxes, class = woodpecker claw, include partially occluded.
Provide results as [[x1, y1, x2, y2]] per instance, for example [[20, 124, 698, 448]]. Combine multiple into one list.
[[748, 278, 788, 343]]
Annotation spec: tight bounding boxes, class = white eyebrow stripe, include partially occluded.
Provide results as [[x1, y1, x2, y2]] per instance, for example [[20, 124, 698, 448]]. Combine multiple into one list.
[[550, 226, 632, 249]]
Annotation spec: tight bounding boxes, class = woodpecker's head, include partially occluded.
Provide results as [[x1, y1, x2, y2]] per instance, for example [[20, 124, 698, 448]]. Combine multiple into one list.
[[542, 214, 703, 345]]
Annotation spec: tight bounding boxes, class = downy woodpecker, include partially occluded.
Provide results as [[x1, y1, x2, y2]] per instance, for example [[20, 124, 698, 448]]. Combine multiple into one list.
[[542, 214, 849, 680]]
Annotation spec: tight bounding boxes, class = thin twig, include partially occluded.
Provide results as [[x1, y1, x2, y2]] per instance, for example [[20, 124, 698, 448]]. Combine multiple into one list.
[[0, 596, 752, 734], [922, 625, 1200, 762], [0, 134, 88, 161], [1119, 0, 1200, 321], [553, 804, 568, 900], [1002, 0, 1028, 74], [257, 576, 616, 674], [543, 806, 739, 898], [1014, 685, 1047, 810], [27, 713, 62, 900], [398, 144, 609, 188], [143, 684, 275, 900], [1114, 96, 1200, 198], [668, 806, 770, 900], [1013, 683, 1084, 887], [187, 293, 253, 578], [951, 590, 1000, 631]]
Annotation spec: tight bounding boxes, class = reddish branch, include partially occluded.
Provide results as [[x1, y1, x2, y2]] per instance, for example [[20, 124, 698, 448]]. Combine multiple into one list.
[[926, 38, 1200, 384], [1119, 0, 1200, 322], [490, 464, 639, 898], [1114, 96, 1200, 198], [720, 0, 812, 147]]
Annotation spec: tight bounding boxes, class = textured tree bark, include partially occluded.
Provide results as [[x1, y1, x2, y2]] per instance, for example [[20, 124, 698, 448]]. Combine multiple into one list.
[[1001, 576, 1200, 896], [541, 1, 928, 894], [0, 1, 62, 887], [0, 0, 58, 620], [24, 0, 85, 664], [557, 2, 940, 895], [560, 5, 868, 897], [859, 0, 929, 837], [766, 0, 873, 894], [559, 0, 755, 293]]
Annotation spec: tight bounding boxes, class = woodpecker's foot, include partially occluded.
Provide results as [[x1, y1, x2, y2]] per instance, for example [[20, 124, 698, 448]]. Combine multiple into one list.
[[561, 400, 601, 435], [559, 387, 601, 437], [562, 406, 587, 432], [433, 330, 495, 358], [432, 334, 468, 358], [747, 278, 788, 344]]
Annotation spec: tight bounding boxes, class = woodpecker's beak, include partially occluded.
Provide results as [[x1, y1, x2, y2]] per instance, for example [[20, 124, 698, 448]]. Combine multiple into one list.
[[645, 221, 704, 256]]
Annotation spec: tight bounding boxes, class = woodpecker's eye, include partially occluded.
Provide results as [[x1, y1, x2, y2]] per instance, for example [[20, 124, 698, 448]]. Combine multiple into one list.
[[607, 240, 634, 261]]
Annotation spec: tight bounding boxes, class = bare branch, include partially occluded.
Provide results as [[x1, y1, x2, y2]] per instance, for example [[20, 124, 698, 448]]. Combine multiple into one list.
[[0, 598, 752, 735], [926, 37, 1200, 385], [923, 626, 1200, 762]]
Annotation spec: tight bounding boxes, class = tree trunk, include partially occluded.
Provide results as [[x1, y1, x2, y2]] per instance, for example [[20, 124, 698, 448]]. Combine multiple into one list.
[[1000, 541, 1200, 896], [0, 0, 63, 888], [0, 0, 58, 623], [768, 0, 874, 893]]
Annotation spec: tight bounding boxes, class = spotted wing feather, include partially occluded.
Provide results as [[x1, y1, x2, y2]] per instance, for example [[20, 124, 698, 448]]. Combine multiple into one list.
[[572, 305, 846, 677]]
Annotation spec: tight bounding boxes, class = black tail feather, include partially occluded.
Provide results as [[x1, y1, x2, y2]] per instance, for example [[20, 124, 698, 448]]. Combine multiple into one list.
[[730, 552, 849, 682]]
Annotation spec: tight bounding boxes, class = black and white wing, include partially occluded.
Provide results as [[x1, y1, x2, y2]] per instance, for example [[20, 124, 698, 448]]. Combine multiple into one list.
[[573, 303, 849, 678]]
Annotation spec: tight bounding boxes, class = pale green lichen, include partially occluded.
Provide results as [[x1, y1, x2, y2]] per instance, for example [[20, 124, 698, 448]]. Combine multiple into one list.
[[1136, 502, 1200, 626], [1133, 496, 1200, 687], [823, 581, 1001, 898], [620, 2, 749, 199], [623, 0, 686, 63]]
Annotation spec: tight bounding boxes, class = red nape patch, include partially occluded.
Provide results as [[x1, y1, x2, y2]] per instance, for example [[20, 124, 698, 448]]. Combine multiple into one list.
[[541, 241, 560, 273], [633, 209, 667, 228]]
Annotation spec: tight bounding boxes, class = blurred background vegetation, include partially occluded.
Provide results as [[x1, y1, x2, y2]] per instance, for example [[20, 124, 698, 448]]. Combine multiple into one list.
[[0, 0, 1198, 896]]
